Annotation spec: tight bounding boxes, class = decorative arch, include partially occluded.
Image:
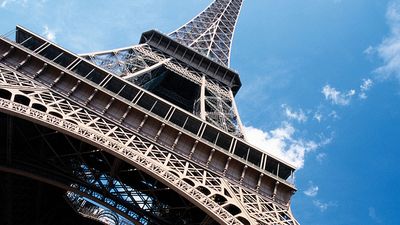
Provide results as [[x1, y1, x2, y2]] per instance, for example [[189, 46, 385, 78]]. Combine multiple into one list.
[[0, 95, 245, 225]]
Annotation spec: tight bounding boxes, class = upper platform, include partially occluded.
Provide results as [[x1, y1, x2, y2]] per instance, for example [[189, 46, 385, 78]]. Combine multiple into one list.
[[140, 30, 242, 94]]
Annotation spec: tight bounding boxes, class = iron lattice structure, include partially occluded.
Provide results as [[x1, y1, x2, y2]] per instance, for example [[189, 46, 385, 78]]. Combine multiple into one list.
[[0, 0, 300, 225], [169, 0, 243, 66]]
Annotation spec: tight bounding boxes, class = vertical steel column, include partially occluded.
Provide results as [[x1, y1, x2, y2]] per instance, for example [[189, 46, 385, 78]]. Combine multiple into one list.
[[229, 90, 246, 138], [200, 75, 207, 120]]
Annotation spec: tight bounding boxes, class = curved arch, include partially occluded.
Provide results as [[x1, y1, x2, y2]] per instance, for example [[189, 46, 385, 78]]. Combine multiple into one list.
[[0, 97, 244, 225], [97, 211, 120, 224], [0, 165, 142, 225]]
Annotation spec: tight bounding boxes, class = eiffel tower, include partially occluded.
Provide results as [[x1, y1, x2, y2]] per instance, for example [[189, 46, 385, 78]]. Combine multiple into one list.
[[0, 0, 300, 224]]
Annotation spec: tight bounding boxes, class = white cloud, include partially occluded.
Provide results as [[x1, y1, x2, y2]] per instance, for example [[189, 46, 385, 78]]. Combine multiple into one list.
[[282, 104, 308, 123], [359, 78, 374, 99], [375, 1, 400, 81], [304, 182, 319, 197], [359, 92, 367, 99], [322, 85, 355, 106], [244, 123, 331, 168], [316, 152, 327, 163], [0, 0, 26, 8], [42, 25, 56, 42], [0, 0, 9, 7], [313, 111, 323, 122], [322, 79, 373, 102], [0, 0, 46, 8], [313, 200, 330, 212], [328, 110, 339, 119], [364, 46, 375, 55], [360, 79, 373, 90], [312, 199, 337, 212]]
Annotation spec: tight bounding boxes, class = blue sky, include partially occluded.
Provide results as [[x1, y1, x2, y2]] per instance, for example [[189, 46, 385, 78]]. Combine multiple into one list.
[[1, 0, 400, 224]]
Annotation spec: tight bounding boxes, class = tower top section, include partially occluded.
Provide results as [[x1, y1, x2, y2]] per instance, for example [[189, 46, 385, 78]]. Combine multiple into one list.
[[169, 0, 243, 67]]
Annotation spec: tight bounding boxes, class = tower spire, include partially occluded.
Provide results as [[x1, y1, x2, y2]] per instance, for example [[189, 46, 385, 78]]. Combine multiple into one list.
[[169, 0, 243, 66]]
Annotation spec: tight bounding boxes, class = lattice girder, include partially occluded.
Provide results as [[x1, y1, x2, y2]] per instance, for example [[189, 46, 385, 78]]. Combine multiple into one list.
[[0, 27, 299, 225], [169, 0, 243, 66], [84, 43, 244, 136], [0, 53, 299, 225], [81, 0, 245, 135], [0, 74, 243, 224]]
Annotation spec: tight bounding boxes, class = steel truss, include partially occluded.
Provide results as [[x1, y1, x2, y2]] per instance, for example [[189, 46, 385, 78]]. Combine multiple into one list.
[[0, 31, 299, 224], [169, 0, 243, 66], [81, 0, 245, 137], [83, 44, 244, 137]]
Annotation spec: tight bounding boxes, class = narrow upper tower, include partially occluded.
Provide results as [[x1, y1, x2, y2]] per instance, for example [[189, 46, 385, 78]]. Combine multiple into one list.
[[169, 0, 243, 66], [83, 0, 246, 137]]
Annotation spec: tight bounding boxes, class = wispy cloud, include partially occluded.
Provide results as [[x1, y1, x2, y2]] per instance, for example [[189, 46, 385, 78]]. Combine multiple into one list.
[[322, 78, 373, 105], [328, 110, 339, 119], [0, 0, 44, 8], [0, 0, 7, 7], [244, 123, 330, 168], [322, 85, 356, 106], [316, 152, 327, 163], [313, 111, 323, 122], [304, 182, 319, 197], [359, 78, 374, 99], [42, 25, 56, 42], [375, 1, 400, 82], [313, 200, 332, 212], [364, 46, 375, 55], [303, 180, 336, 212], [282, 104, 308, 123]]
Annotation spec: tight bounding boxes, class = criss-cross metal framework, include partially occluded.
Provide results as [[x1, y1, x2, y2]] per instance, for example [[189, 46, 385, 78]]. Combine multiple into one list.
[[169, 0, 243, 66], [83, 40, 244, 138], [82, 0, 244, 138], [0, 1, 301, 225]]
